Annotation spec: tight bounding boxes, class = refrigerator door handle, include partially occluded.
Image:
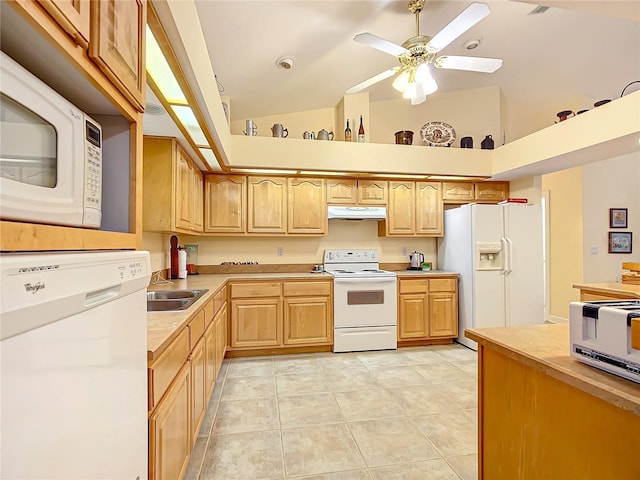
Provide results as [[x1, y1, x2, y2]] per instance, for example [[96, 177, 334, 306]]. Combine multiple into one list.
[[500, 237, 509, 274], [505, 237, 514, 275]]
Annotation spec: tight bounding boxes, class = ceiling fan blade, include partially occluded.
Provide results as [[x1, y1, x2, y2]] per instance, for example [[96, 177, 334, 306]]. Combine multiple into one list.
[[354, 33, 408, 57], [427, 3, 491, 53], [346, 68, 398, 95], [435, 55, 502, 73]]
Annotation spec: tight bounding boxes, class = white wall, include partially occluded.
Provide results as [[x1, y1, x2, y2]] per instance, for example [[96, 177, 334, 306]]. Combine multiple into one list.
[[230, 85, 502, 149], [582, 152, 640, 282]]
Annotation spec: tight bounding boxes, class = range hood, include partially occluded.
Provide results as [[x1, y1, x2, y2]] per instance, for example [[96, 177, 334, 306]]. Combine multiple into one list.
[[327, 206, 387, 220]]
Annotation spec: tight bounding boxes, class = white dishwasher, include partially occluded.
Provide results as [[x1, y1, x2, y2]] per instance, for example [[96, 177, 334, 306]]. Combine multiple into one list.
[[0, 250, 151, 480]]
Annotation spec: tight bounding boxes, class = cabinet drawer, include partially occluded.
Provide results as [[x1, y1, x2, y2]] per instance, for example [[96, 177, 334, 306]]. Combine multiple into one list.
[[230, 282, 282, 298], [203, 298, 214, 327], [149, 327, 189, 411], [429, 278, 457, 292], [399, 279, 428, 294], [189, 309, 206, 346], [283, 281, 331, 297], [443, 182, 475, 202]]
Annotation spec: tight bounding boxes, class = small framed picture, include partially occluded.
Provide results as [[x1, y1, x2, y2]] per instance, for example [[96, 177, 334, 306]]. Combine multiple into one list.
[[608, 232, 632, 254], [610, 208, 628, 228]]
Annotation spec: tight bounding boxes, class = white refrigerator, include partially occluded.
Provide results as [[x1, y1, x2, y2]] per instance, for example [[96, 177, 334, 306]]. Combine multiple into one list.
[[438, 203, 545, 350]]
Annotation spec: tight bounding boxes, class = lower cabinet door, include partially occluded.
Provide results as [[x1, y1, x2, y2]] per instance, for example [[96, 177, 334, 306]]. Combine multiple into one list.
[[231, 298, 282, 348], [428, 292, 458, 337], [149, 361, 191, 480], [190, 337, 206, 444], [204, 321, 216, 400], [398, 293, 429, 339], [215, 303, 227, 375], [283, 296, 332, 345]]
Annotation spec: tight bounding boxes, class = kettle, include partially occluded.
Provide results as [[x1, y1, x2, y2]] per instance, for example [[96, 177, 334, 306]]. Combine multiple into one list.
[[409, 251, 424, 270], [271, 123, 288, 138], [317, 129, 334, 141]]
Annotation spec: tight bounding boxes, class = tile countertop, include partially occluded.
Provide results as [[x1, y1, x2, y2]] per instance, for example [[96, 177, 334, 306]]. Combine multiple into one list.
[[146, 272, 333, 362], [465, 323, 640, 416]]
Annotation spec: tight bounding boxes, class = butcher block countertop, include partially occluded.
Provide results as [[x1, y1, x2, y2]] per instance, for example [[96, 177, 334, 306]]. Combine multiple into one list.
[[466, 323, 640, 416], [146, 272, 332, 361], [573, 282, 640, 298]]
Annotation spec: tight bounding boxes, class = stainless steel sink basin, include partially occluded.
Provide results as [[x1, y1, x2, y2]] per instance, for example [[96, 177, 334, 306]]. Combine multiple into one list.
[[146, 289, 208, 312]]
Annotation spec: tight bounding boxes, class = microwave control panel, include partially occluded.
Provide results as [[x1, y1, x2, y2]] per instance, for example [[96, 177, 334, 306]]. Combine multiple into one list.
[[83, 118, 102, 227]]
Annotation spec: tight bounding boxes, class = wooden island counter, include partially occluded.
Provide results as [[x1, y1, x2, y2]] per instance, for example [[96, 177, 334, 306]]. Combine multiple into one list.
[[466, 323, 640, 480]]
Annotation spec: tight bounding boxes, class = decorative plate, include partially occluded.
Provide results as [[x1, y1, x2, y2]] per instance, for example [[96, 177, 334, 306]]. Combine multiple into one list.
[[420, 122, 456, 147]]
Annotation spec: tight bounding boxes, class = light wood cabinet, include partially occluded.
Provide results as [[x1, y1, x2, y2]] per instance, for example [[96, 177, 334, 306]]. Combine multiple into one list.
[[248, 177, 287, 234], [357, 180, 388, 205], [475, 181, 508, 203], [143, 136, 203, 234], [326, 179, 387, 205], [89, 0, 146, 112], [443, 181, 509, 204], [149, 362, 191, 480], [37, 0, 90, 46], [416, 182, 443, 236], [398, 276, 458, 343], [327, 179, 357, 204], [229, 279, 333, 352], [231, 298, 282, 348], [380, 181, 443, 237], [442, 182, 475, 203], [288, 178, 326, 234], [190, 336, 206, 446], [149, 290, 227, 480], [204, 175, 246, 233], [283, 280, 333, 346], [385, 181, 415, 235]]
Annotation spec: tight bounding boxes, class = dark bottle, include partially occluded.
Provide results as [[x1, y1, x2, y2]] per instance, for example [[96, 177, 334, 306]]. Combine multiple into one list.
[[481, 135, 494, 150], [357, 115, 365, 143], [345, 120, 352, 142], [170, 235, 179, 279]]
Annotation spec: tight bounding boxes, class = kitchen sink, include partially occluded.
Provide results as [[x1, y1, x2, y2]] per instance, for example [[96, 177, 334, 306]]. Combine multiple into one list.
[[146, 289, 208, 312]]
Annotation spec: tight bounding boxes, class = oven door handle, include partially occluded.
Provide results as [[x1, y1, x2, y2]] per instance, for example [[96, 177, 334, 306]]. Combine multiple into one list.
[[333, 277, 397, 284]]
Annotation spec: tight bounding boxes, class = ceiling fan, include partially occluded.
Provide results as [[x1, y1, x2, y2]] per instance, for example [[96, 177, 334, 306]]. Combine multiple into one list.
[[347, 0, 503, 105]]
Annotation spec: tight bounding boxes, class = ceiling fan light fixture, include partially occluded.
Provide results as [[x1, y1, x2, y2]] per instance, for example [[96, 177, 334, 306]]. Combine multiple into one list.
[[402, 82, 418, 99], [392, 70, 410, 92]]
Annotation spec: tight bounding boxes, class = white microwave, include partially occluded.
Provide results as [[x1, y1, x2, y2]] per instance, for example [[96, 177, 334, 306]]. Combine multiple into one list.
[[0, 51, 102, 228]]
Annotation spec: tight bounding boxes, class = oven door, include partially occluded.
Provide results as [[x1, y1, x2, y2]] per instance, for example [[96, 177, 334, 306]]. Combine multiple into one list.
[[0, 52, 86, 227], [333, 277, 397, 328]]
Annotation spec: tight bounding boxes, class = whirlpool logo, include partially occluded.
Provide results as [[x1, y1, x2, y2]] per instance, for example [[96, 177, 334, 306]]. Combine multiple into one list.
[[24, 282, 45, 294]]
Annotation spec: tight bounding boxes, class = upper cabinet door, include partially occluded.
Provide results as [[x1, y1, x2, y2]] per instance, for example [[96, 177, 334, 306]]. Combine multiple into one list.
[[174, 148, 193, 232], [288, 178, 326, 234], [326, 179, 357, 205], [475, 182, 508, 203], [358, 180, 388, 205], [442, 182, 474, 203], [416, 182, 443, 236], [192, 167, 204, 233], [90, 0, 146, 112], [38, 0, 90, 47], [387, 181, 415, 235], [248, 177, 287, 234], [204, 175, 246, 234]]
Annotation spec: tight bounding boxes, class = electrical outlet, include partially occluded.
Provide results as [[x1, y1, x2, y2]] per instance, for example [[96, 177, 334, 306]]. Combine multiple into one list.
[[277, 247, 284, 257], [402, 247, 407, 256]]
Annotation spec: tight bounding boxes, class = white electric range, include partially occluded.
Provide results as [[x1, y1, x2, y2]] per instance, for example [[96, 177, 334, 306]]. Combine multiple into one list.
[[569, 299, 640, 383], [323, 249, 397, 353]]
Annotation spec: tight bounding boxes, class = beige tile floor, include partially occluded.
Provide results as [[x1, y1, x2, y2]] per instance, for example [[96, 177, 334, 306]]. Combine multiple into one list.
[[185, 344, 478, 480]]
